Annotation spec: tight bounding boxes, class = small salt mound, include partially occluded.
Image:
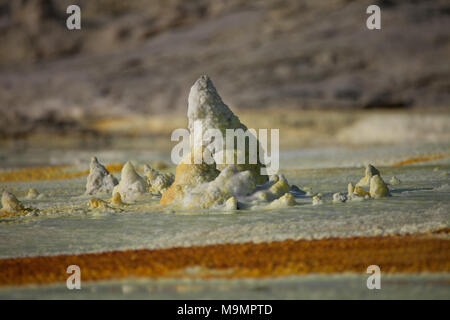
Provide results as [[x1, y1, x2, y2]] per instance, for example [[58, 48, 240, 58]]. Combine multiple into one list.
[[1, 191, 38, 216], [160, 147, 220, 205], [354, 186, 370, 197], [180, 165, 256, 210], [267, 193, 296, 209], [144, 165, 174, 196], [224, 197, 238, 210], [390, 176, 401, 185], [312, 194, 324, 206], [165, 163, 296, 210], [85, 157, 118, 195], [112, 161, 147, 201], [88, 198, 109, 209], [1, 191, 24, 213], [347, 182, 355, 196], [356, 164, 380, 187], [249, 176, 290, 203], [370, 175, 390, 198], [346, 164, 390, 200], [110, 192, 124, 206], [26, 188, 40, 200], [333, 192, 347, 203]]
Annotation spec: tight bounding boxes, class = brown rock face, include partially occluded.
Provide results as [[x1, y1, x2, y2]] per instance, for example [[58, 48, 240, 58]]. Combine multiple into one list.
[[1, 0, 449, 138]]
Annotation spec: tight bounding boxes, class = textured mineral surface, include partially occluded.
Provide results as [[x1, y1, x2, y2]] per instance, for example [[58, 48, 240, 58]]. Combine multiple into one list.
[[187, 75, 268, 184], [144, 165, 174, 196], [0, 191, 37, 217], [85, 157, 118, 195], [112, 161, 147, 201], [160, 76, 295, 209]]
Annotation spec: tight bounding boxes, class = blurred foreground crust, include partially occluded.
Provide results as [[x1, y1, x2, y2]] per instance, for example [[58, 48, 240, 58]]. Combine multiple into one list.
[[0, 232, 448, 286]]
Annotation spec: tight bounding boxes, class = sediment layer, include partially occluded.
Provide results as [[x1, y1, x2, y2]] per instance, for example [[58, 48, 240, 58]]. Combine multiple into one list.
[[1, 233, 448, 286], [0, 164, 123, 182]]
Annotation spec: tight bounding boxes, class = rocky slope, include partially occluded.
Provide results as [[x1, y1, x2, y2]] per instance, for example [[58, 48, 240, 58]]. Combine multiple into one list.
[[0, 0, 449, 138]]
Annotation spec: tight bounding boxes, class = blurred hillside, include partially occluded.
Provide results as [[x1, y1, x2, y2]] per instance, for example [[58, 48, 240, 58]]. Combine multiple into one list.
[[0, 0, 449, 138]]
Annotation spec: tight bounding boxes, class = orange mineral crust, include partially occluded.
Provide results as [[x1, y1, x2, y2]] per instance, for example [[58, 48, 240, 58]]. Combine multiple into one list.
[[0, 164, 123, 182], [1, 234, 449, 286], [392, 153, 448, 167]]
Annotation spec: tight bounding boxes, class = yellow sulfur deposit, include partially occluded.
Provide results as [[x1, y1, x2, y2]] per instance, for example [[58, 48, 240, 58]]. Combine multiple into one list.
[[390, 176, 401, 185], [343, 164, 390, 201], [161, 160, 296, 210], [267, 192, 296, 209], [0, 165, 88, 182], [88, 198, 109, 209], [268, 179, 290, 199], [312, 194, 323, 206], [356, 164, 380, 187], [176, 165, 255, 210], [353, 186, 370, 197], [347, 182, 355, 196], [160, 148, 220, 206], [370, 175, 390, 198], [144, 165, 174, 196], [1, 191, 25, 214], [110, 192, 124, 206], [225, 197, 238, 210]]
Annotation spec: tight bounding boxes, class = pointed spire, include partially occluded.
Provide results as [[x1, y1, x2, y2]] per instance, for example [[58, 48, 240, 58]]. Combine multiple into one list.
[[112, 161, 147, 201], [85, 156, 118, 195], [187, 75, 243, 133], [1, 191, 24, 213]]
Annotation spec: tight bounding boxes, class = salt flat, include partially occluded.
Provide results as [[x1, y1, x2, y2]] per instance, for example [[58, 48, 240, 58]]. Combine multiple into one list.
[[0, 144, 448, 258], [0, 141, 448, 299], [1, 274, 449, 300]]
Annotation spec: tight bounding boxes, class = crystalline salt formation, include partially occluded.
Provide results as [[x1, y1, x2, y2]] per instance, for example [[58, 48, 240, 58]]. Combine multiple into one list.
[[112, 161, 147, 201], [144, 165, 174, 196], [85, 157, 118, 195]]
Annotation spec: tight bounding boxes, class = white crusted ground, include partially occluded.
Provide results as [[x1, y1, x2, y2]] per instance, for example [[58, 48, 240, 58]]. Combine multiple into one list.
[[1, 274, 449, 299], [0, 153, 448, 258]]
